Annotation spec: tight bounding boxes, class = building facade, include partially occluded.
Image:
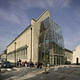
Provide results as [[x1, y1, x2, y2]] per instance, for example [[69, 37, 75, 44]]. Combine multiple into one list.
[[64, 49, 73, 64], [73, 45, 80, 64], [0, 50, 7, 61], [6, 10, 65, 65]]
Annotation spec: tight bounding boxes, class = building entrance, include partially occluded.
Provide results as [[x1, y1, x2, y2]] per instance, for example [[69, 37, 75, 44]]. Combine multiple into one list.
[[76, 57, 79, 65]]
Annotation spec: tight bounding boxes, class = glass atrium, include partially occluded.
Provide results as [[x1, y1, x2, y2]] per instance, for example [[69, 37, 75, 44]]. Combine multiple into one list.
[[38, 17, 65, 66]]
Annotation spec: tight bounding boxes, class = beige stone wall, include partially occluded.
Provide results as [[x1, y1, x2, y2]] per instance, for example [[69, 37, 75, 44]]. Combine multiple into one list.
[[7, 53, 14, 62], [65, 49, 73, 63], [7, 28, 30, 53], [73, 45, 80, 63], [7, 27, 32, 62], [1, 53, 6, 59], [32, 10, 50, 62]]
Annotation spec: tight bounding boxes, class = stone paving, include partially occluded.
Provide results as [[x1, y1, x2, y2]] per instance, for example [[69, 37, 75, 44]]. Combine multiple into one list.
[[1, 65, 80, 80]]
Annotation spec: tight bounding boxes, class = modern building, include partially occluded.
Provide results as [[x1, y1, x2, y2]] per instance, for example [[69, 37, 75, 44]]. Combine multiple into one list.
[[64, 48, 73, 64], [6, 9, 65, 65], [73, 45, 80, 64]]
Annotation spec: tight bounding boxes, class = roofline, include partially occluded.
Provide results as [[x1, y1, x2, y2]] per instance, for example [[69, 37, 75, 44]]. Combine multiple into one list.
[[32, 18, 36, 21], [65, 48, 73, 53], [0, 53, 5, 55], [7, 25, 31, 47], [7, 9, 50, 48], [0, 50, 7, 55], [36, 9, 50, 21]]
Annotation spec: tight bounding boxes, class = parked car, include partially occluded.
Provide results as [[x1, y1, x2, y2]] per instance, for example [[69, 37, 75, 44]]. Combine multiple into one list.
[[1, 61, 13, 68], [65, 61, 71, 65]]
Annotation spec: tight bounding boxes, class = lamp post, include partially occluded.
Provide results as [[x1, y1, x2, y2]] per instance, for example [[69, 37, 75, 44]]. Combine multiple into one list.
[[31, 27, 32, 61], [14, 42, 16, 66]]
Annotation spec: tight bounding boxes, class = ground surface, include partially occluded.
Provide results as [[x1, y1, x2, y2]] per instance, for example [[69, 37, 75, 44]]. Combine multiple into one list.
[[0, 65, 80, 80]]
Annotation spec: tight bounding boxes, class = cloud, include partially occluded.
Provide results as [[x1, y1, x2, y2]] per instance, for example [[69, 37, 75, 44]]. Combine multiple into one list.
[[64, 37, 80, 50], [0, 36, 12, 53], [64, 23, 80, 50], [0, 8, 28, 25], [35, 0, 70, 8], [74, 9, 80, 24], [0, 9, 19, 24], [0, 2, 30, 53], [0, 0, 71, 25], [7, 0, 71, 9], [64, 8, 80, 50], [0, 0, 71, 24]]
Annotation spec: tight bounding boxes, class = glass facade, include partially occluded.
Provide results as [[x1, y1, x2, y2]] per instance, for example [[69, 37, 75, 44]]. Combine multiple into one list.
[[38, 17, 65, 66]]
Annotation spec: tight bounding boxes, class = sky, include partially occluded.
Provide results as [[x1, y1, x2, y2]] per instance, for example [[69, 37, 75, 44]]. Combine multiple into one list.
[[0, 0, 80, 54]]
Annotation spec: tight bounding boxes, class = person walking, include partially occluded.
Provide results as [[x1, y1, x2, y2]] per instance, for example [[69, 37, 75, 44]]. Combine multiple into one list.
[[19, 59, 21, 67]]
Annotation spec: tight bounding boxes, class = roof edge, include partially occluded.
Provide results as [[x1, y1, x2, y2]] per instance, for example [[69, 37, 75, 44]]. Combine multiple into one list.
[[65, 48, 73, 53], [7, 9, 50, 48], [36, 9, 50, 21], [7, 25, 31, 48]]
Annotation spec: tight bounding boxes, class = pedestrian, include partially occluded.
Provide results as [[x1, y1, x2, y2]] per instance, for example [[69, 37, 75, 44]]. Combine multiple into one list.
[[25, 61, 27, 67], [36, 62, 39, 68], [29, 59, 32, 68], [19, 59, 21, 67]]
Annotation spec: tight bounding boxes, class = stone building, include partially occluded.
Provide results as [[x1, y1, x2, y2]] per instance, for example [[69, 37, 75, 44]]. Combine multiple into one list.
[[0, 50, 7, 61], [64, 49, 73, 64], [6, 9, 65, 65], [73, 45, 80, 64]]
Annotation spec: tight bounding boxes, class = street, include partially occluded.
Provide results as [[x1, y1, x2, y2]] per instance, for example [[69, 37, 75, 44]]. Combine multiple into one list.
[[0, 65, 80, 80]]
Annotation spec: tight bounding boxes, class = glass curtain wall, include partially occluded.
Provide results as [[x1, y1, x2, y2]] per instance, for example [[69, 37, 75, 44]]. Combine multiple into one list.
[[38, 17, 65, 66]]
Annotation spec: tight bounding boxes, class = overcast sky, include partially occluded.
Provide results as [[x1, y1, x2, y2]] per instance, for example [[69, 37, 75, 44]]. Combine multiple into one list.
[[0, 0, 80, 53]]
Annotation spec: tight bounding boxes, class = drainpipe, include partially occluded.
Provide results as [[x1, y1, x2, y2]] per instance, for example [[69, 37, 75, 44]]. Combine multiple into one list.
[[31, 28, 32, 61]]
